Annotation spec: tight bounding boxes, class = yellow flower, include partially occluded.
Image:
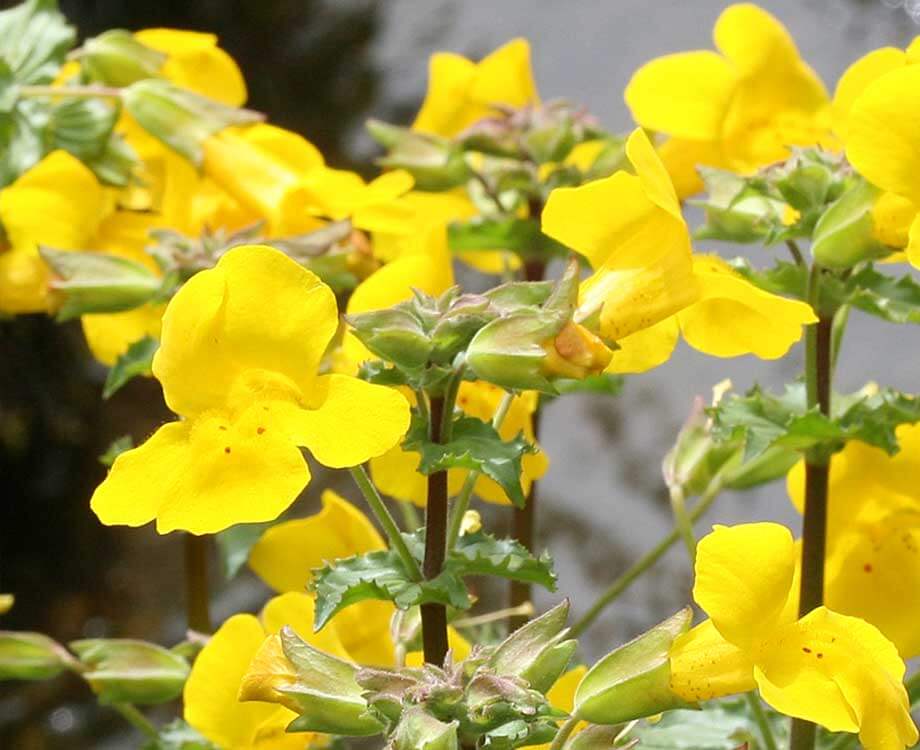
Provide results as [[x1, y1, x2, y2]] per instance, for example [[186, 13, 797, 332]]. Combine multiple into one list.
[[371, 381, 548, 507], [846, 64, 920, 268], [625, 3, 831, 195], [0, 151, 107, 314], [542, 129, 815, 374], [669, 523, 917, 750], [786, 425, 920, 657], [90, 245, 410, 535], [134, 28, 247, 107], [184, 593, 347, 749], [0, 594, 13, 615], [413, 38, 539, 138]]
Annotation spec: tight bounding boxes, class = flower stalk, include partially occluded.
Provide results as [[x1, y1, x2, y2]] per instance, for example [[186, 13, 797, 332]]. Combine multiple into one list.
[[183, 534, 212, 633]]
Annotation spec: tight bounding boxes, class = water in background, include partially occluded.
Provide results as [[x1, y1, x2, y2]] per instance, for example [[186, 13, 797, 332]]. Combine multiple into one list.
[[2, 1, 919, 746]]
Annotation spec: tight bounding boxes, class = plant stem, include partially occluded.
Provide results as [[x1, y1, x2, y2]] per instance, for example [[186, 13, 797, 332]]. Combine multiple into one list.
[[510, 255, 547, 629], [570, 471, 726, 638], [397, 500, 421, 531], [184, 534, 211, 633], [18, 84, 122, 99], [421, 392, 452, 665], [668, 485, 697, 563], [791, 265, 835, 750], [447, 391, 515, 549], [746, 693, 779, 750], [349, 465, 422, 580], [785, 240, 806, 267], [549, 715, 580, 750], [112, 703, 158, 739]]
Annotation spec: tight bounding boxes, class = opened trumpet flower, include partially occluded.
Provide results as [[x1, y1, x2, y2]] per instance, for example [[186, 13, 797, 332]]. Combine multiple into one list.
[[90, 244, 410, 535], [625, 3, 832, 196], [412, 38, 539, 138], [669, 523, 917, 750], [542, 128, 816, 373]]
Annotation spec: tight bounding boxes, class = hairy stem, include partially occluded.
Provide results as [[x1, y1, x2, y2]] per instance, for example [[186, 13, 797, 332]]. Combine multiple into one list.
[[184, 534, 211, 633], [549, 715, 580, 750], [791, 265, 834, 750], [570, 470, 726, 638], [349, 465, 422, 580], [669, 485, 697, 562]]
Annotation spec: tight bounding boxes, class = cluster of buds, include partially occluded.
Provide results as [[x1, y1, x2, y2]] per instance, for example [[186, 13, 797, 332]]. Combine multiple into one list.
[[348, 259, 612, 393]]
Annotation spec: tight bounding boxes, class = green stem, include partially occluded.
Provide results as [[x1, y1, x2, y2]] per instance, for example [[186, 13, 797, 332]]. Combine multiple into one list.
[[18, 84, 122, 99], [184, 534, 211, 633], [349, 466, 423, 580], [570, 470, 726, 639], [397, 500, 421, 531], [668, 485, 697, 563], [549, 715, 580, 750], [785, 240, 806, 267], [830, 304, 849, 372], [112, 703, 158, 739], [447, 391, 515, 549], [907, 669, 920, 706], [746, 693, 779, 750], [791, 264, 835, 750]]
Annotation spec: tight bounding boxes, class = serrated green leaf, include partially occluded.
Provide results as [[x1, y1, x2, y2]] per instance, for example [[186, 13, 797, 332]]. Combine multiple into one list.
[[142, 720, 219, 750], [0, 0, 75, 85], [729, 258, 807, 299], [310, 547, 470, 631], [448, 532, 556, 590], [403, 414, 536, 507], [99, 434, 133, 467], [103, 336, 158, 399], [711, 383, 920, 459], [844, 266, 920, 325], [629, 698, 776, 750], [448, 217, 542, 255]]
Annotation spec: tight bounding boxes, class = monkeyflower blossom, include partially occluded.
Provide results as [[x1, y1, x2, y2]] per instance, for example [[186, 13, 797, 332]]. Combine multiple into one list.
[[669, 523, 917, 750], [625, 3, 832, 196], [91, 245, 410, 535], [542, 129, 816, 373]]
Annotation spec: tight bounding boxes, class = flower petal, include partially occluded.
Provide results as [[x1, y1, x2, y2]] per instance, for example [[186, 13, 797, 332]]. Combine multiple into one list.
[[91, 408, 310, 535], [677, 255, 816, 359], [669, 618, 757, 702], [259, 592, 351, 659], [412, 51, 478, 137], [249, 491, 385, 594], [184, 614, 289, 749], [328, 600, 397, 666], [605, 316, 680, 374], [694, 523, 797, 648], [847, 65, 920, 204], [153, 244, 338, 417], [284, 374, 411, 469], [471, 38, 539, 110], [832, 47, 907, 140]]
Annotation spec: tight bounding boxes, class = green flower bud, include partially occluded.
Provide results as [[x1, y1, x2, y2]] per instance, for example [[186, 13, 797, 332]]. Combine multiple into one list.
[[367, 119, 470, 191], [347, 307, 433, 371], [490, 600, 575, 694], [0, 632, 76, 681], [393, 707, 459, 750], [70, 639, 189, 705], [123, 79, 261, 166], [574, 608, 695, 725], [243, 627, 383, 737], [721, 444, 800, 491], [39, 248, 162, 320], [694, 168, 786, 244], [811, 178, 891, 270], [77, 29, 166, 87]]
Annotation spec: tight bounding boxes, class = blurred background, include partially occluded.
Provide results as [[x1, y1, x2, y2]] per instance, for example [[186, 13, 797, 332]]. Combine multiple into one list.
[[3, 0, 920, 746]]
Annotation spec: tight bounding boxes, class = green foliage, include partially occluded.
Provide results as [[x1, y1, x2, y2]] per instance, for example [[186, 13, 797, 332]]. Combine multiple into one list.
[[142, 720, 219, 750], [403, 413, 536, 507], [843, 266, 920, 325], [710, 383, 920, 459], [215, 522, 272, 579], [99, 434, 133, 466], [449, 531, 556, 590], [103, 336, 158, 399], [0, 0, 74, 86]]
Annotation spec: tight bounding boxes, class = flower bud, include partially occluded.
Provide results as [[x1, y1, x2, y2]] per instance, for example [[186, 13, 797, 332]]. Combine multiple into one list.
[[240, 627, 383, 737], [347, 307, 433, 370], [77, 30, 166, 87], [574, 608, 695, 725], [367, 119, 470, 191], [811, 179, 890, 270], [490, 600, 576, 694], [70, 639, 189, 705], [0, 632, 76, 681], [564, 725, 622, 750], [694, 169, 786, 244], [39, 248, 161, 320], [123, 79, 261, 166]]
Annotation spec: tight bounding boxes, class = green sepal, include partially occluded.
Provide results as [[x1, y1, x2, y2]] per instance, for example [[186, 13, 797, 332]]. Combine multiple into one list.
[[39, 247, 162, 320], [277, 626, 385, 737], [368, 119, 470, 190], [0, 630, 76, 680], [811, 179, 889, 270], [103, 336, 158, 399], [99, 434, 133, 467], [402, 413, 536, 507], [141, 719, 219, 750], [70, 638, 190, 705], [393, 706, 459, 750], [77, 29, 166, 87], [574, 608, 695, 725]]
